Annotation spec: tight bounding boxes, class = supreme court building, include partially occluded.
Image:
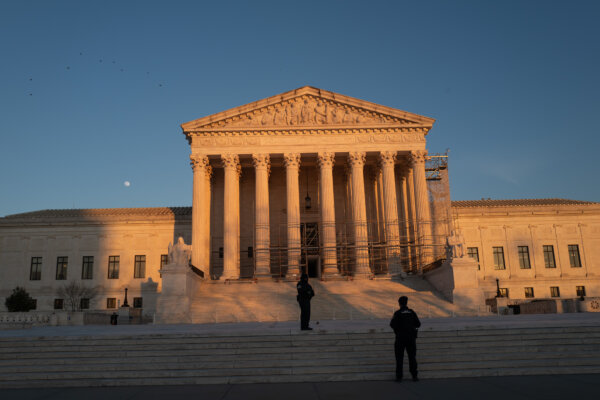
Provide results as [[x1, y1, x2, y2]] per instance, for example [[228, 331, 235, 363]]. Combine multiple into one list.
[[1, 86, 599, 315]]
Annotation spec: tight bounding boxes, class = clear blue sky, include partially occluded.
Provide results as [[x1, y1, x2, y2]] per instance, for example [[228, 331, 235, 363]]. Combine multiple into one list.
[[1, 0, 599, 217]]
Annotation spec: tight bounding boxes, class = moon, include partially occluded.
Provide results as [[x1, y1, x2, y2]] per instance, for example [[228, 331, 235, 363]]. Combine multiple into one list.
[[124, 181, 131, 187]]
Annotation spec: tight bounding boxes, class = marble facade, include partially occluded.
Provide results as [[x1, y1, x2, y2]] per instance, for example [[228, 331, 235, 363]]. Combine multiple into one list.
[[0, 87, 599, 315]]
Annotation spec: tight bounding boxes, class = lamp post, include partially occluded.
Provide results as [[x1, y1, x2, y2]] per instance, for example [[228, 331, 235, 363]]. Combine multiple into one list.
[[495, 278, 501, 298], [122, 287, 129, 307]]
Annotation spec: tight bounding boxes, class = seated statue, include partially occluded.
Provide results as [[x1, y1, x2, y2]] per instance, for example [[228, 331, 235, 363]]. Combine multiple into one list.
[[446, 230, 465, 259], [168, 237, 191, 266]]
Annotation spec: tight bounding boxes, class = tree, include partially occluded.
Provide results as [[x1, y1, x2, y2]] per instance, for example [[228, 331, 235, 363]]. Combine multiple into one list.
[[56, 281, 99, 311], [5, 287, 36, 312]]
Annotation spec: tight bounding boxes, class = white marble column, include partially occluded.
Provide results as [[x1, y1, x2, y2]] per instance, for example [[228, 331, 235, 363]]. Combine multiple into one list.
[[252, 153, 271, 278], [284, 153, 301, 278], [379, 151, 401, 275], [204, 165, 212, 271], [348, 152, 370, 275], [221, 154, 240, 280], [317, 152, 338, 276], [410, 150, 433, 265], [190, 154, 210, 276]]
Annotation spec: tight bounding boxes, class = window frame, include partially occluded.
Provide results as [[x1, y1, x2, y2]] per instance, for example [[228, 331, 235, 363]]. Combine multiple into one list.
[[543, 245, 556, 268], [550, 286, 560, 298], [81, 256, 94, 279], [133, 297, 143, 308], [80, 298, 90, 310], [106, 298, 117, 309], [492, 247, 506, 270], [524, 287, 534, 298], [576, 286, 586, 297], [55, 256, 68, 280], [134, 255, 146, 279], [54, 298, 64, 310], [467, 247, 480, 269], [517, 246, 531, 269], [568, 245, 582, 268], [108, 255, 120, 279], [30, 257, 42, 280]]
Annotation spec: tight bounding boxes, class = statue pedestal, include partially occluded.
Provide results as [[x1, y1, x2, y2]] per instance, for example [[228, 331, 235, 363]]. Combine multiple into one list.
[[424, 256, 485, 311], [450, 257, 485, 310], [155, 262, 202, 324]]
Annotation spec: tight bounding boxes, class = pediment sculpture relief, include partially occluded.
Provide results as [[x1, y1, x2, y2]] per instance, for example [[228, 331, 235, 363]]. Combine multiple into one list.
[[205, 96, 413, 129]]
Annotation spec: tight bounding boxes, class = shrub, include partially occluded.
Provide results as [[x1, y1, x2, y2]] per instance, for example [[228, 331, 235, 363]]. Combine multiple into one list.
[[5, 287, 36, 312]]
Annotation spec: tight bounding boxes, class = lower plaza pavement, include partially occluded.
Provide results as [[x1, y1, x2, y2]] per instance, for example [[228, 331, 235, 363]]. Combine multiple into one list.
[[1, 314, 599, 399]]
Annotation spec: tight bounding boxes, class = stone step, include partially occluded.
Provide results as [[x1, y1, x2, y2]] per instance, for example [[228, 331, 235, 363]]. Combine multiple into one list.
[[4, 364, 600, 389], [2, 324, 599, 346], [3, 333, 600, 358], [2, 356, 600, 386], [3, 341, 599, 368], [2, 348, 599, 374]]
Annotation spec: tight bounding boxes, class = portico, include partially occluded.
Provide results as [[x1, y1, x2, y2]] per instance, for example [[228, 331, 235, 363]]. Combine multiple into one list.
[[182, 86, 436, 280]]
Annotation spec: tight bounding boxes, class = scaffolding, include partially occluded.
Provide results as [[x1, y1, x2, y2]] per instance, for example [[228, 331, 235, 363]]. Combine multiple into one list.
[[208, 218, 450, 281]]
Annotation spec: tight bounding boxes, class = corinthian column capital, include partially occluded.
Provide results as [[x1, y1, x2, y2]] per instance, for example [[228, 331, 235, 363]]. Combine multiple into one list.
[[409, 150, 428, 166], [317, 152, 336, 168], [190, 154, 210, 171], [283, 153, 301, 168], [252, 153, 270, 169], [347, 151, 366, 167], [378, 151, 397, 168]]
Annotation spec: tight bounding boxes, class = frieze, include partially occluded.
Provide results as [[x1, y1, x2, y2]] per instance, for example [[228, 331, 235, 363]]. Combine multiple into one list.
[[192, 132, 425, 148]]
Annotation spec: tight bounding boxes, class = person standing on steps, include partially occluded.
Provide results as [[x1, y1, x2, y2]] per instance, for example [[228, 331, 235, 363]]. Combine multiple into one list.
[[390, 295, 421, 382], [297, 273, 315, 330]]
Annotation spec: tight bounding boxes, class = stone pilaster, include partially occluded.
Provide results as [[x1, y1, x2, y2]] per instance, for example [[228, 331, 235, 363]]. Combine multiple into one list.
[[409, 150, 433, 265], [317, 152, 338, 276], [190, 154, 210, 276], [252, 153, 271, 278], [379, 151, 401, 275], [221, 154, 240, 280], [348, 151, 370, 275], [284, 153, 301, 278]]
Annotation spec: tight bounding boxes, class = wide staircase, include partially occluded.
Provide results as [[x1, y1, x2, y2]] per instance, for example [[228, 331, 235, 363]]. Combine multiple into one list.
[[1, 323, 600, 388], [190, 276, 472, 324]]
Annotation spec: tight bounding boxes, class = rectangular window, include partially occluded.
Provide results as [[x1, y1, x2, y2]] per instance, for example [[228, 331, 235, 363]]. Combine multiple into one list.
[[30, 257, 42, 280], [81, 256, 94, 279], [133, 297, 143, 308], [518, 246, 531, 269], [134, 255, 146, 278], [467, 247, 480, 270], [31, 299, 37, 310], [54, 298, 64, 310], [550, 287, 560, 298], [493, 247, 505, 270], [219, 247, 224, 258], [543, 245, 556, 268], [80, 298, 90, 310], [56, 256, 68, 280], [160, 254, 168, 268], [498, 288, 509, 298], [524, 287, 534, 298], [106, 298, 117, 309], [108, 256, 120, 279], [576, 286, 586, 297], [568, 245, 582, 268]]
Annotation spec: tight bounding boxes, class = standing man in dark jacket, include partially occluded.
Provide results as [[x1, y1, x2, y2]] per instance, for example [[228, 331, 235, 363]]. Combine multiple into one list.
[[297, 273, 314, 330], [390, 296, 421, 382]]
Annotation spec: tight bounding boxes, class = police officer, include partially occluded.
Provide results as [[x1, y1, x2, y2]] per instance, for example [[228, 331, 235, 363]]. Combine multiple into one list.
[[389, 295, 421, 382], [296, 273, 314, 330]]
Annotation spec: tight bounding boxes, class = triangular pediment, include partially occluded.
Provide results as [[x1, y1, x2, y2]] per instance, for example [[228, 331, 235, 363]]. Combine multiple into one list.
[[181, 86, 435, 132]]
